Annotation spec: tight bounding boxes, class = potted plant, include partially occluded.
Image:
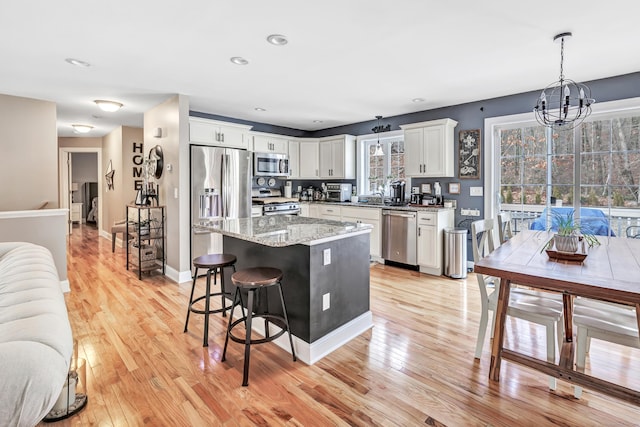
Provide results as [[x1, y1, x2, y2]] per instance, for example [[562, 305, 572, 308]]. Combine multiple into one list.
[[552, 210, 600, 253]]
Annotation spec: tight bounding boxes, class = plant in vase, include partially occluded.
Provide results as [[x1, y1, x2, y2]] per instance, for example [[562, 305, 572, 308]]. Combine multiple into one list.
[[551, 210, 600, 253]]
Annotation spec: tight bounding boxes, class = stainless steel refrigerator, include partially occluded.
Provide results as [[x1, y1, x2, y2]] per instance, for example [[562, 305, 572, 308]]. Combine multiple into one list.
[[190, 145, 251, 267]]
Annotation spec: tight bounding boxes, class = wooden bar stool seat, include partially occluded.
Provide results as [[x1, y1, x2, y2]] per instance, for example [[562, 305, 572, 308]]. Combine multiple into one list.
[[222, 266, 296, 386], [184, 253, 237, 347]]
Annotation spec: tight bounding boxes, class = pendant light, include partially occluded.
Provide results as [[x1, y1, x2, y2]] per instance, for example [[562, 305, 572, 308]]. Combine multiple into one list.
[[534, 32, 595, 130], [372, 115, 385, 156]]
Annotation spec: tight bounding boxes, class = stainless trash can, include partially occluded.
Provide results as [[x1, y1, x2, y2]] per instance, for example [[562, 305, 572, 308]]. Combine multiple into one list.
[[444, 227, 468, 278]]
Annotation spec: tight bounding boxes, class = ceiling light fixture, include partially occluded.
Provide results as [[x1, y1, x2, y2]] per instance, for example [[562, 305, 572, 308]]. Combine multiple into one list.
[[71, 124, 93, 133], [412, 98, 425, 103], [313, 120, 324, 124], [254, 107, 266, 112], [534, 32, 595, 130], [230, 57, 249, 65], [65, 58, 91, 67], [94, 100, 123, 112], [266, 34, 288, 46], [372, 116, 389, 156]]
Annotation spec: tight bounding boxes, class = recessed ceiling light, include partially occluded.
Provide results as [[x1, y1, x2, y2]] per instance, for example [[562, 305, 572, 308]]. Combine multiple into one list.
[[94, 100, 123, 112], [72, 124, 94, 133], [266, 34, 288, 46], [313, 120, 324, 123], [65, 58, 91, 67], [230, 57, 249, 65], [254, 107, 266, 112], [412, 98, 425, 103]]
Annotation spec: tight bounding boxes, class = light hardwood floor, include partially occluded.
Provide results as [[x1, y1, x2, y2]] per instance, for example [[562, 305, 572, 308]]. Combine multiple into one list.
[[41, 225, 640, 426]]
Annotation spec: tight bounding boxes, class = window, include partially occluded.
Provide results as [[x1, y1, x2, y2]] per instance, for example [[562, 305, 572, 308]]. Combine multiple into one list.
[[486, 98, 640, 237], [358, 130, 405, 196]]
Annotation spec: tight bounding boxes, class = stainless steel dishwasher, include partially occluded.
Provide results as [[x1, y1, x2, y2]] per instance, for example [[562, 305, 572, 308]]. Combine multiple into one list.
[[382, 210, 417, 265]]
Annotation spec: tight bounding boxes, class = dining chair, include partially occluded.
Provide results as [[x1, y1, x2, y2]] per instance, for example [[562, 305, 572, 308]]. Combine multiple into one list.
[[572, 298, 639, 398], [471, 218, 565, 390], [497, 212, 514, 243]]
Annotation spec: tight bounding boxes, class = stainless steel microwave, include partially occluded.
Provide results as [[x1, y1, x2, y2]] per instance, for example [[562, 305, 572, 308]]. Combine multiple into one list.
[[254, 152, 289, 177]]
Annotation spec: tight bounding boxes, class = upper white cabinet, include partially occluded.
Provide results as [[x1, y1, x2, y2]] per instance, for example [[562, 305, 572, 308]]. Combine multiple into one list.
[[400, 118, 457, 177], [288, 140, 300, 178], [298, 139, 320, 179], [319, 135, 356, 179], [189, 117, 252, 149], [252, 134, 288, 154]]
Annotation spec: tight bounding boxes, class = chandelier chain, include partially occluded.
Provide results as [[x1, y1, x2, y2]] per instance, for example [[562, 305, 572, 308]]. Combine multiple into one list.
[[559, 37, 565, 81]]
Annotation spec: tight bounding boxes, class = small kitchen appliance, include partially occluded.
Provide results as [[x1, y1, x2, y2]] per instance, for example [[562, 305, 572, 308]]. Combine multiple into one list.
[[410, 193, 422, 205], [433, 181, 443, 205], [389, 181, 406, 206], [325, 183, 352, 202]]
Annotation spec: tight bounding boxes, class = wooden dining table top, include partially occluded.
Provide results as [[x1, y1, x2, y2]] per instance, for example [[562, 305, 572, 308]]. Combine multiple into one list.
[[474, 230, 640, 306]]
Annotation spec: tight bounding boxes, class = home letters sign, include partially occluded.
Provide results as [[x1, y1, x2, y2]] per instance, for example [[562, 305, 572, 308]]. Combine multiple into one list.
[[132, 142, 144, 190]]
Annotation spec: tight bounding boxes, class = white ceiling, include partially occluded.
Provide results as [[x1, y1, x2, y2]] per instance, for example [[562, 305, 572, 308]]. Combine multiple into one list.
[[1, 1, 639, 137]]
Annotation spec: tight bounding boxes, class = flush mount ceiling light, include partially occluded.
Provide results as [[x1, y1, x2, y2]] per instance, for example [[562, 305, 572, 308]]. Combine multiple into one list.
[[65, 58, 91, 67], [266, 34, 288, 46], [71, 124, 93, 133], [313, 120, 324, 123], [534, 32, 595, 131], [412, 98, 425, 103], [372, 115, 389, 156], [94, 100, 123, 112], [230, 56, 249, 65], [254, 107, 266, 112]]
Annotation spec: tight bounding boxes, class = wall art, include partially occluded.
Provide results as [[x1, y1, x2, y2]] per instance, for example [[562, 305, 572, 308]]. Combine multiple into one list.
[[459, 129, 481, 179]]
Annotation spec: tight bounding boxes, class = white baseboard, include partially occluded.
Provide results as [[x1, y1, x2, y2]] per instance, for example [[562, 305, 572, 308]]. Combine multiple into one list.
[[249, 311, 374, 365], [60, 280, 70, 293]]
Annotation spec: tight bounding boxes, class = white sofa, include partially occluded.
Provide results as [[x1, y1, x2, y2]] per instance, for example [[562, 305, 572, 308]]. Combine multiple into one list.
[[0, 242, 73, 426]]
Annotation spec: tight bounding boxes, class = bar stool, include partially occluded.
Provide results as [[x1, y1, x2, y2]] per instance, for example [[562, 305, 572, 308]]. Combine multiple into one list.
[[222, 267, 296, 386], [184, 253, 237, 347]]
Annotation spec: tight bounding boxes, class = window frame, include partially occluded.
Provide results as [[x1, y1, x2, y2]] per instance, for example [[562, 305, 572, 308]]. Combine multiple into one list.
[[356, 129, 404, 196]]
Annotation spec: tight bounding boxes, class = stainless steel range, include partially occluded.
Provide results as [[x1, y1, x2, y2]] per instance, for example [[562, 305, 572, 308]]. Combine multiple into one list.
[[252, 188, 300, 216]]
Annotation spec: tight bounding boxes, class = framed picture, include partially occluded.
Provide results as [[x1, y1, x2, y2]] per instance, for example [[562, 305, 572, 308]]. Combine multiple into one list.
[[421, 183, 432, 194], [448, 182, 461, 194], [459, 129, 481, 179]]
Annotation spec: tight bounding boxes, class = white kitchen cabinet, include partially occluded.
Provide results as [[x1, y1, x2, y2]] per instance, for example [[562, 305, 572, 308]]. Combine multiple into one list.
[[417, 210, 454, 275], [298, 139, 320, 179], [252, 134, 288, 154], [341, 206, 381, 258], [319, 135, 356, 179], [299, 203, 309, 217], [288, 140, 300, 178], [318, 205, 341, 222], [401, 118, 457, 177], [251, 205, 263, 217], [189, 117, 251, 149], [308, 204, 320, 218]]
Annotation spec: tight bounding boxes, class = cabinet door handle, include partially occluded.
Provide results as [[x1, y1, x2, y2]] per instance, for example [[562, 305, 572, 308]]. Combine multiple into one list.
[[418, 227, 421, 237], [221, 133, 225, 142]]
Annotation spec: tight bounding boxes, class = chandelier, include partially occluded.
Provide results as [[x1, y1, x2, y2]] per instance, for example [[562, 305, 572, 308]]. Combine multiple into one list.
[[534, 32, 595, 130], [372, 115, 390, 156]]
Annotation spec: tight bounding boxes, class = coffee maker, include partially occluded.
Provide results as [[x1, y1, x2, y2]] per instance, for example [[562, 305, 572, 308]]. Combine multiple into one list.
[[389, 181, 406, 206], [410, 186, 422, 204]]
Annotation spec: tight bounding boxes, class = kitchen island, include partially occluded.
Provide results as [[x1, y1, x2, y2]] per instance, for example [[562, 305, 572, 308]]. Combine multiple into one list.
[[194, 215, 373, 364]]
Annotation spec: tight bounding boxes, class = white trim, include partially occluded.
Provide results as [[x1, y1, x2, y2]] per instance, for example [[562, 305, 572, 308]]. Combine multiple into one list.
[[250, 310, 374, 365], [0, 209, 67, 219], [60, 280, 70, 293]]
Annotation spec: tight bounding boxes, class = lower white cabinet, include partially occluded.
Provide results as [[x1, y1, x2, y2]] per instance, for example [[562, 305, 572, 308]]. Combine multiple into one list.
[[318, 205, 341, 222], [417, 210, 454, 275], [341, 206, 381, 258]]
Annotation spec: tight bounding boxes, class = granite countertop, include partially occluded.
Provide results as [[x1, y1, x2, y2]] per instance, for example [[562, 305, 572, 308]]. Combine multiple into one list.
[[194, 215, 372, 247], [301, 200, 454, 213]]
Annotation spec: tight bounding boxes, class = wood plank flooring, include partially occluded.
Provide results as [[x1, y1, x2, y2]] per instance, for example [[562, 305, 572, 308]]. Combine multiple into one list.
[[39, 225, 640, 426]]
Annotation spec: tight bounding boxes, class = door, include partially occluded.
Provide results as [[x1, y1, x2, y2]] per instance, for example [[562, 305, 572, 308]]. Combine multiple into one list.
[[404, 128, 423, 176], [62, 152, 73, 234]]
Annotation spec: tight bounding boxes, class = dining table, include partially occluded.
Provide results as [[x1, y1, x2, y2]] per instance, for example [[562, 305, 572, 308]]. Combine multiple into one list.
[[474, 230, 640, 404]]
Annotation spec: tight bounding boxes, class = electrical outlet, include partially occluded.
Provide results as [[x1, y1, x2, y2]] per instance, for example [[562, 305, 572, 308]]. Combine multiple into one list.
[[461, 208, 481, 216], [323, 293, 330, 311], [323, 248, 331, 265]]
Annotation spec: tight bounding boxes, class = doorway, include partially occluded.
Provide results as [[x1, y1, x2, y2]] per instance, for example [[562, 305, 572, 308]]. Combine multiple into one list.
[[58, 147, 102, 236]]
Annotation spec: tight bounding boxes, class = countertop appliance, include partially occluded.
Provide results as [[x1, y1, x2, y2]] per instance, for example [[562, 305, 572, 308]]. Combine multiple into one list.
[[325, 183, 352, 202], [251, 188, 300, 215], [191, 145, 251, 266], [254, 152, 289, 177], [389, 181, 406, 206], [410, 193, 422, 204], [382, 209, 417, 265]]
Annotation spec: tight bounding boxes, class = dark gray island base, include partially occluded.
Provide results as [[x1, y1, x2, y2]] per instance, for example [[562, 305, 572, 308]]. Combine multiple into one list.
[[196, 216, 373, 364]]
